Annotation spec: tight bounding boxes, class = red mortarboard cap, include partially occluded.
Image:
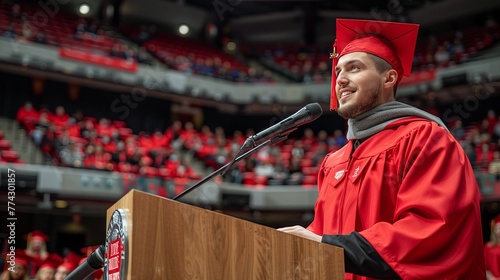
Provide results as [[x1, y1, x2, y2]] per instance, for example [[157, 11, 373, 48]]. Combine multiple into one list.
[[330, 19, 420, 110], [494, 214, 500, 224], [3, 250, 33, 270], [39, 253, 63, 270], [58, 252, 82, 272], [25, 230, 49, 243]]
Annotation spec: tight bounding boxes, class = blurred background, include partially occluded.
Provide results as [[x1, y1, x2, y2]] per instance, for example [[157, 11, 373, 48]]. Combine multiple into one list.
[[1, 0, 500, 261]]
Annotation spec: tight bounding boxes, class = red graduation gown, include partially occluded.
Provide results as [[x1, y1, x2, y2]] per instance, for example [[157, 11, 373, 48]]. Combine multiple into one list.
[[484, 243, 500, 277], [307, 117, 485, 280]]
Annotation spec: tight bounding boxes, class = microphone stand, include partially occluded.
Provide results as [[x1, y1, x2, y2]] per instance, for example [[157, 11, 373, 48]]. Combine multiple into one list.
[[172, 135, 288, 201]]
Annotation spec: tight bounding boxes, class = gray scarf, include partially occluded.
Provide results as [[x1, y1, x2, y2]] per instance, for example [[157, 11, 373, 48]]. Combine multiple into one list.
[[346, 101, 448, 140]]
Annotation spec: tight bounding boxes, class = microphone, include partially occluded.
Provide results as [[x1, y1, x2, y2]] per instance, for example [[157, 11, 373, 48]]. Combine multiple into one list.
[[65, 245, 105, 280], [245, 102, 323, 148]]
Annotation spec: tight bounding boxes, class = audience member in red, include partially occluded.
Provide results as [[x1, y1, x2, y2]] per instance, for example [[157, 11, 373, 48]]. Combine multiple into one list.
[[95, 118, 113, 137], [176, 163, 198, 179], [1, 250, 31, 280], [83, 144, 111, 170], [198, 125, 214, 144], [16, 102, 39, 132], [138, 132, 154, 152], [54, 253, 82, 280], [49, 106, 70, 128], [178, 122, 197, 143], [230, 130, 246, 146], [487, 110, 498, 135], [35, 253, 63, 280], [485, 214, 500, 280], [151, 130, 168, 148], [24, 230, 49, 278], [63, 118, 81, 138], [101, 135, 116, 153]]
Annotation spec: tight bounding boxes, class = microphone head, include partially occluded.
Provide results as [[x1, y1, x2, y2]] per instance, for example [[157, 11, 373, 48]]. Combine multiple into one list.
[[305, 103, 323, 121]]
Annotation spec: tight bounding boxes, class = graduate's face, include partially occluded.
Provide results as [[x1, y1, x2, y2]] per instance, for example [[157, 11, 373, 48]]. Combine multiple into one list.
[[494, 223, 500, 238], [38, 267, 55, 280], [334, 52, 388, 119], [10, 264, 26, 280]]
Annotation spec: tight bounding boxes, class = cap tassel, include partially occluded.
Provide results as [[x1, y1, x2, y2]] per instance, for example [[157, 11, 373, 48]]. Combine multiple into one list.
[[330, 40, 340, 111]]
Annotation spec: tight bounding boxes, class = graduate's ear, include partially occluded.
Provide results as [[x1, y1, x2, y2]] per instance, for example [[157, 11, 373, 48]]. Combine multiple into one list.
[[383, 69, 398, 89]]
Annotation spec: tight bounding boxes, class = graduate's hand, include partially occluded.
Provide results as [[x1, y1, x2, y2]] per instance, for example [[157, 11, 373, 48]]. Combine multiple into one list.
[[277, 225, 322, 242]]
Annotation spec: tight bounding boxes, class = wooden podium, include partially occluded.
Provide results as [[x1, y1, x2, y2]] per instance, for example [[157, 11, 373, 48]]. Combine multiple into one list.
[[105, 190, 344, 279]]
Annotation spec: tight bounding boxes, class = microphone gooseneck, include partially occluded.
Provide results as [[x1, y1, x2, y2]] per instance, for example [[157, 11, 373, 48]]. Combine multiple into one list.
[[244, 102, 323, 148]]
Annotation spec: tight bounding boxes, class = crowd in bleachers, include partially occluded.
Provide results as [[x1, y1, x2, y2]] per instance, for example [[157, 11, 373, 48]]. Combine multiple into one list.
[[1, 230, 103, 280], [449, 110, 500, 178], [412, 21, 499, 71], [0, 3, 154, 66], [178, 122, 347, 187], [15, 102, 347, 187], [241, 18, 500, 83], [14, 102, 500, 188], [119, 25, 275, 83], [241, 42, 332, 83], [15, 102, 201, 183]]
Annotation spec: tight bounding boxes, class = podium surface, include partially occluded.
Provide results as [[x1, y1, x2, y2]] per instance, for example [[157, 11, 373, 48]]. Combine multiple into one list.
[[106, 190, 344, 279]]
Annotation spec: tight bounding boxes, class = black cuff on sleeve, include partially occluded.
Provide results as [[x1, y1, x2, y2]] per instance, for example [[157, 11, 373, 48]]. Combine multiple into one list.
[[322, 232, 401, 279]]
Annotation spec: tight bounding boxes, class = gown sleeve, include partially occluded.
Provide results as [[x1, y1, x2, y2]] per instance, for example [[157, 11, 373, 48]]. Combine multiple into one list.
[[322, 232, 401, 279]]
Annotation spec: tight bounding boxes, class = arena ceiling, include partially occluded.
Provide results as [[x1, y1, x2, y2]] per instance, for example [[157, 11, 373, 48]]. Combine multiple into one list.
[[182, 0, 433, 17]]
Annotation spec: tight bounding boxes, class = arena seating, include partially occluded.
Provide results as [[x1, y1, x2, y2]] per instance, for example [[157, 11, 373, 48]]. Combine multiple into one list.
[[0, 132, 22, 164]]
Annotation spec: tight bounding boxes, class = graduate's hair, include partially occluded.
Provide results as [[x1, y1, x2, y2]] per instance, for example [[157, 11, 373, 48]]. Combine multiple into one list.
[[26, 240, 48, 260], [367, 53, 398, 95]]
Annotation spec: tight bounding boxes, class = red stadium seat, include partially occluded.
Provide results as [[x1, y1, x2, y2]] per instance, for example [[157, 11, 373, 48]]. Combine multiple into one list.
[[158, 167, 174, 179], [140, 166, 158, 178], [1, 150, 20, 163], [0, 139, 11, 151], [242, 172, 256, 186], [302, 175, 317, 188]]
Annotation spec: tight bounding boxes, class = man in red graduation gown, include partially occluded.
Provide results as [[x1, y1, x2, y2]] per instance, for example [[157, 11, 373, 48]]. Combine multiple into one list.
[[279, 19, 486, 279]]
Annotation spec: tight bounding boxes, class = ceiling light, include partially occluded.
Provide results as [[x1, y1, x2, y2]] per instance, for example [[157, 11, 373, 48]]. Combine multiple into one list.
[[178, 24, 189, 35], [79, 4, 90, 15]]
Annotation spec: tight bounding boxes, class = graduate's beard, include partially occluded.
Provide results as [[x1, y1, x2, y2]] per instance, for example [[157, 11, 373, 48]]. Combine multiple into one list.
[[337, 86, 381, 120]]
